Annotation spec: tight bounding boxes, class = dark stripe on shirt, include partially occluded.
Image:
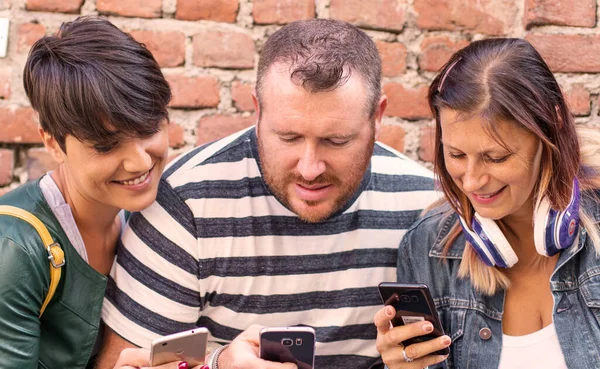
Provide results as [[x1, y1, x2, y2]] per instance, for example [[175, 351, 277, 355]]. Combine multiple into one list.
[[105, 277, 197, 336], [205, 286, 382, 313], [116, 243, 201, 307], [194, 210, 421, 238], [199, 248, 397, 278]]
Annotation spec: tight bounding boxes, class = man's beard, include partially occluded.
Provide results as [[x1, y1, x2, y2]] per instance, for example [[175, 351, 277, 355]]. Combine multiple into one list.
[[258, 134, 375, 223]]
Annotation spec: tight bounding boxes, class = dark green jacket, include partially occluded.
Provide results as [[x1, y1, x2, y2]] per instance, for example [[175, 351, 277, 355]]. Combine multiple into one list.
[[0, 180, 107, 368]]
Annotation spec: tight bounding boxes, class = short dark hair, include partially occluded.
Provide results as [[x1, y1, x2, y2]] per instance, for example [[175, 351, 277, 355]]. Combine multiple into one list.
[[23, 16, 171, 152], [256, 18, 381, 118], [429, 38, 579, 217]]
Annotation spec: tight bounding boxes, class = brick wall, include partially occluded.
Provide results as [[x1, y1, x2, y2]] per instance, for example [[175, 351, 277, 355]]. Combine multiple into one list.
[[0, 0, 599, 194]]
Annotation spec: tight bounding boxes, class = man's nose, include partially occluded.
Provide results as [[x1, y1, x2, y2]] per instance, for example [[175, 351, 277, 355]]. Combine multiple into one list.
[[296, 144, 326, 181]]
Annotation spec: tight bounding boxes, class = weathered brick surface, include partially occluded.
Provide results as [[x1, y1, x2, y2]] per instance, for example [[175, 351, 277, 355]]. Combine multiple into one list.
[[330, 0, 407, 32], [0, 68, 10, 99], [376, 41, 407, 77], [525, 0, 596, 28], [231, 81, 255, 112], [26, 0, 83, 13], [130, 30, 186, 68], [419, 36, 469, 72], [0, 149, 14, 186], [167, 74, 220, 109], [0, 0, 11, 10], [0, 108, 41, 144], [168, 122, 186, 149], [414, 0, 518, 35], [418, 126, 436, 163], [97, 0, 162, 18], [192, 31, 255, 69], [378, 125, 405, 153], [196, 115, 256, 146], [526, 34, 600, 73], [27, 148, 59, 181], [565, 84, 591, 117], [17, 23, 45, 53], [383, 83, 431, 120], [176, 0, 239, 22], [253, 0, 315, 25]]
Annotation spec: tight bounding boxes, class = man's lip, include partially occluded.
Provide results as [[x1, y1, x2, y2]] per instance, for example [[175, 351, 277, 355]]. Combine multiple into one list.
[[297, 183, 330, 190]]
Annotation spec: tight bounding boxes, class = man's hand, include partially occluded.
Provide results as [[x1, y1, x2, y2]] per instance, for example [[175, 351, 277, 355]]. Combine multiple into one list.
[[217, 325, 297, 369]]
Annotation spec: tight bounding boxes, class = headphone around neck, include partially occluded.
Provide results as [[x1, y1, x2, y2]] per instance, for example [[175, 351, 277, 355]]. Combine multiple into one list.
[[458, 178, 581, 268]]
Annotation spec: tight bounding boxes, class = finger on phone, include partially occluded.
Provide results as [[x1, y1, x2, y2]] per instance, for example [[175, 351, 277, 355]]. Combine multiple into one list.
[[374, 306, 395, 334], [403, 335, 451, 361], [419, 354, 449, 368]]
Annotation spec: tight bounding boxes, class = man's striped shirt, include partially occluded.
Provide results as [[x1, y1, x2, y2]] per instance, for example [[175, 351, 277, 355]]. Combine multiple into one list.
[[102, 127, 437, 368]]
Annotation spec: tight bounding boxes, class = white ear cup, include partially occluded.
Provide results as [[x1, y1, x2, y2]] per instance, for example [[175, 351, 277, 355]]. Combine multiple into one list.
[[473, 213, 519, 267], [533, 196, 552, 256]]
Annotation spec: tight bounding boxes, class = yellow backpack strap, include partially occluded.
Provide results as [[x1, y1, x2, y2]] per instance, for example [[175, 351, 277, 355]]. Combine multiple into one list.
[[0, 205, 65, 317]]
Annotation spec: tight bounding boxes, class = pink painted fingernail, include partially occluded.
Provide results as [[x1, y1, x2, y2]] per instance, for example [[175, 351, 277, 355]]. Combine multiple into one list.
[[199, 365, 209, 369], [423, 323, 433, 333], [386, 306, 395, 317], [442, 336, 451, 345], [178, 362, 189, 369]]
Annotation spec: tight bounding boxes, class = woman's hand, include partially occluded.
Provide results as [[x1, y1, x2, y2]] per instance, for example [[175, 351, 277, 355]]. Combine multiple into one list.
[[112, 347, 207, 369], [374, 306, 450, 368]]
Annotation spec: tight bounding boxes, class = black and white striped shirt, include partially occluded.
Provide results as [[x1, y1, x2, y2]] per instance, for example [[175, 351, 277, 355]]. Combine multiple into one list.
[[102, 127, 437, 368]]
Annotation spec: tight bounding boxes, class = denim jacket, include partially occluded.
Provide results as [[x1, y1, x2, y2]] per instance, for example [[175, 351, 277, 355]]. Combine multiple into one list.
[[397, 192, 600, 369]]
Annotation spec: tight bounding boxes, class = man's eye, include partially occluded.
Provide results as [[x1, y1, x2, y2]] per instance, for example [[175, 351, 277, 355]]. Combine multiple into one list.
[[327, 139, 350, 147], [279, 136, 299, 143]]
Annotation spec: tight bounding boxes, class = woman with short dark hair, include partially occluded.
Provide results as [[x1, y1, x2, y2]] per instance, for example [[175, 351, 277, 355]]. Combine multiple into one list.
[[375, 38, 600, 369], [0, 16, 178, 368]]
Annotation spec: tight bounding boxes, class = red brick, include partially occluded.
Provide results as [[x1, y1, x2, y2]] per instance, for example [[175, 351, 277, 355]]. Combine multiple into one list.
[[176, 0, 239, 22], [129, 30, 185, 68], [383, 83, 431, 120], [526, 34, 600, 73], [26, 0, 83, 13], [168, 122, 186, 149], [97, 0, 161, 18], [378, 125, 405, 153], [525, 0, 596, 29], [376, 41, 407, 77], [231, 81, 255, 112], [0, 68, 10, 99], [419, 36, 469, 72], [192, 31, 255, 69], [196, 114, 256, 146], [27, 148, 59, 181], [17, 23, 45, 53], [253, 0, 315, 25], [564, 84, 590, 117], [414, 0, 518, 36], [418, 126, 435, 162], [330, 0, 407, 32], [0, 149, 14, 186], [0, 108, 41, 144], [166, 74, 220, 109]]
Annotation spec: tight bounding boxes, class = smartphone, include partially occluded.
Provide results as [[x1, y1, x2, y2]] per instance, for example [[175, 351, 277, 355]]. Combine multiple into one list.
[[378, 282, 450, 355], [259, 326, 316, 369], [150, 327, 209, 366]]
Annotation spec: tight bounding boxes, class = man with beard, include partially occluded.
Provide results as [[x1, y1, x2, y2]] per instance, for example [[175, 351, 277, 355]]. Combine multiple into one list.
[[98, 19, 436, 369]]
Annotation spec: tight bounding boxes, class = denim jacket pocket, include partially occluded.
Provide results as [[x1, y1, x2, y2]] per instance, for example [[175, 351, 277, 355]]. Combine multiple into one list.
[[437, 305, 466, 369]]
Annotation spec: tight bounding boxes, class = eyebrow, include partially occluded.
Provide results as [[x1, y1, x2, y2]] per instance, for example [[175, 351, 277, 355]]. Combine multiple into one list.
[[272, 128, 358, 140], [441, 141, 513, 154]]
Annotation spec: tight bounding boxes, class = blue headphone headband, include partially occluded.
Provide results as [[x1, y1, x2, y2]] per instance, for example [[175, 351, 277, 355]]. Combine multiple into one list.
[[459, 178, 581, 268]]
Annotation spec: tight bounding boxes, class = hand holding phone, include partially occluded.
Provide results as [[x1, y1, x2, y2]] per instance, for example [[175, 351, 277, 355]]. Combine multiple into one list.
[[259, 326, 316, 369], [150, 327, 209, 367], [375, 282, 451, 367]]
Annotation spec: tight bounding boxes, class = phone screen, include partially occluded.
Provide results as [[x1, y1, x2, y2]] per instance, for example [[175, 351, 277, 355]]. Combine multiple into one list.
[[378, 283, 449, 355]]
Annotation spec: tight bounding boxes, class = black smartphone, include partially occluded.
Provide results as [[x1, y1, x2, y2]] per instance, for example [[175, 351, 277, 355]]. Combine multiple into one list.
[[259, 326, 316, 369], [378, 282, 450, 355]]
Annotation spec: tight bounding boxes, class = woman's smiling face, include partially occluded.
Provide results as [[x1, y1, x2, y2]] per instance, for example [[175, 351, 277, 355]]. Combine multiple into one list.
[[440, 108, 542, 222]]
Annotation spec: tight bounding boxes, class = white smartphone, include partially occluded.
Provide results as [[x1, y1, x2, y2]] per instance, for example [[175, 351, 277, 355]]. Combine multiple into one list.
[[150, 327, 209, 366], [259, 326, 316, 369]]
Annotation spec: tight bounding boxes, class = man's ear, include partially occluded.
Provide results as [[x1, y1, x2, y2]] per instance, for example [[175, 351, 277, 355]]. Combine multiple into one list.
[[38, 127, 66, 164], [373, 95, 388, 140]]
